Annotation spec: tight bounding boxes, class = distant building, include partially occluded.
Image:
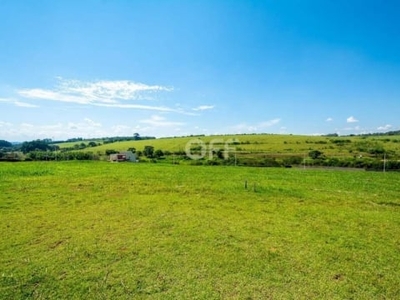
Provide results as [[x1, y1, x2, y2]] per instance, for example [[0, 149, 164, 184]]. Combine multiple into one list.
[[109, 151, 137, 162]]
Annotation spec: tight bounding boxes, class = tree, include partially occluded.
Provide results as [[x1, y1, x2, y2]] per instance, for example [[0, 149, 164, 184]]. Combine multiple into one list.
[[133, 133, 141, 140], [0, 140, 12, 148], [143, 145, 154, 158], [309, 150, 324, 160], [88, 141, 98, 147], [21, 140, 51, 154], [105, 149, 118, 155], [127, 147, 136, 153], [154, 149, 164, 158]]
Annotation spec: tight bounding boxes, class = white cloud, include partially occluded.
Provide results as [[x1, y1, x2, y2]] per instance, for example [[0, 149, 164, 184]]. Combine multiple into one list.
[[0, 121, 12, 127], [0, 118, 110, 141], [377, 124, 392, 131], [0, 97, 38, 108], [20, 123, 34, 128], [258, 118, 281, 128], [84, 118, 102, 127], [139, 115, 185, 127], [17, 78, 176, 112], [347, 116, 358, 123], [111, 125, 132, 135], [15, 101, 39, 108], [343, 125, 361, 131], [326, 117, 333, 122], [93, 102, 181, 112], [192, 105, 215, 111]]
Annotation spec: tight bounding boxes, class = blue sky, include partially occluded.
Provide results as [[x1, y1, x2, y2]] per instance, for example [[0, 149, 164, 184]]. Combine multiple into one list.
[[1, 0, 399, 141]]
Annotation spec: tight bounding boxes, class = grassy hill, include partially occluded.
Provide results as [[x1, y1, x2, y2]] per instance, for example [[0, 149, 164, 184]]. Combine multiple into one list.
[[59, 134, 400, 154], [56, 134, 400, 169]]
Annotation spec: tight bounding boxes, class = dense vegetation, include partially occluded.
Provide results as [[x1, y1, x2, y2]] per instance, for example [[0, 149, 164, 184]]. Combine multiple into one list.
[[1, 162, 399, 298]]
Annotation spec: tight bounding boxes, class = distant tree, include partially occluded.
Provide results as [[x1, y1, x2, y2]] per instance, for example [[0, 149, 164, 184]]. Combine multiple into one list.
[[154, 149, 164, 158], [21, 140, 51, 154], [50, 145, 60, 151], [143, 145, 154, 158], [133, 133, 141, 140], [105, 149, 118, 155], [127, 147, 136, 153], [88, 141, 98, 147], [0, 140, 12, 148]]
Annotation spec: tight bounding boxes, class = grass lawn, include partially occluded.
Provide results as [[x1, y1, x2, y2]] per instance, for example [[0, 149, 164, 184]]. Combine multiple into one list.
[[1, 162, 400, 299]]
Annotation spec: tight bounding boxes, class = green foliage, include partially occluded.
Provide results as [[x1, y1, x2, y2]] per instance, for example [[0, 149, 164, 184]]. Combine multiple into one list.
[[88, 141, 98, 147], [282, 156, 303, 166], [0, 140, 12, 148], [330, 139, 351, 145], [27, 151, 97, 161], [105, 149, 118, 155], [368, 146, 385, 156], [127, 147, 136, 153], [21, 139, 53, 154], [143, 145, 154, 158], [154, 149, 164, 158], [309, 150, 324, 159]]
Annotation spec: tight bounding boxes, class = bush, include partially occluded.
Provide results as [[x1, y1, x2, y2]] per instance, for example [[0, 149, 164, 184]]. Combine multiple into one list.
[[282, 156, 303, 166], [105, 149, 118, 155], [309, 150, 324, 160]]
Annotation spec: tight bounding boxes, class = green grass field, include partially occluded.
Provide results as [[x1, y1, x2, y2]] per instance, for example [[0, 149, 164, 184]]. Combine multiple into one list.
[[57, 134, 400, 163], [1, 161, 400, 299]]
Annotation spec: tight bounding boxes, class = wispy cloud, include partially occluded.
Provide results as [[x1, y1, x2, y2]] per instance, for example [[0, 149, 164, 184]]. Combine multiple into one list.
[[343, 125, 361, 131], [347, 116, 358, 123], [83, 118, 101, 127], [0, 121, 13, 127], [0, 118, 113, 141], [17, 78, 177, 112], [15, 101, 39, 108], [377, 124, 392, 131], [258, 118, 281, 127], [0, 97, 38, 108], [326, 117, 333, 122], [139, 115, 185, 127], [231, 118, 281, 133], [192, 105, 215, 111], [93, 103, 181, 112]]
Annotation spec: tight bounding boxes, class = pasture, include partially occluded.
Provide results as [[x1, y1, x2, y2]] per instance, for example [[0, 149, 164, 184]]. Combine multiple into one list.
[[1, 161, 400, 299], [54, 134, 400, 170], [58, 133, 400, 158]]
